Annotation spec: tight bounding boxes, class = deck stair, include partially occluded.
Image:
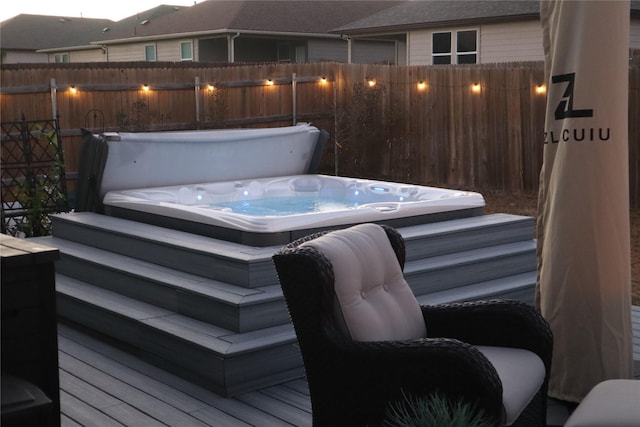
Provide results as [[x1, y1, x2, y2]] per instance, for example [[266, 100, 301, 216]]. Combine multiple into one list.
[[31, 211, 538, 397]]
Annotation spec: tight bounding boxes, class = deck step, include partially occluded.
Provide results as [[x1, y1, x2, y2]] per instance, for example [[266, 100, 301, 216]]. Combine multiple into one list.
[[50, 212, 278, 288], [31, 236, 288, 333], [405, 240, 536, 295], [400, 213, 534, 260], [38, 211, 538, 396], [56, 275, 302, 397], [417, 271, 537, 306]]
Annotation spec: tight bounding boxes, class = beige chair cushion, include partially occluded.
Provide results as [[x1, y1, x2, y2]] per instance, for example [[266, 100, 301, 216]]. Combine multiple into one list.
[[476, 346, 546, 426], [564, 379, 640, 427], [302, 223, 426, 342]]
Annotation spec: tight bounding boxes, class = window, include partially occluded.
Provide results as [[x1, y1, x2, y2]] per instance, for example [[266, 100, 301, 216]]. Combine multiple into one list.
[[432, 30, 477, 65], [145, 44, 156, 62], [432, 32, 452, 64], [180, 41, 193, 61], [277, 43, 292, 63], [54, 53, 69, 63], [456, 30, 477, 64]]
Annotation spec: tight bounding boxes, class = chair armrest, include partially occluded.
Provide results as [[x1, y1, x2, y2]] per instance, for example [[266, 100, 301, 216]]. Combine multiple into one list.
[[421, 300, 553, 372], [324, 335, 505, 426]]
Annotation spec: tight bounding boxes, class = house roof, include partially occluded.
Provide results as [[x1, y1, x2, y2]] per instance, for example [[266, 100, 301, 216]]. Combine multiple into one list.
[[0, 14, 114, 50], [332, 0, 640, 35], [0, 5, 188, 51], [95, 0, 406, 43]]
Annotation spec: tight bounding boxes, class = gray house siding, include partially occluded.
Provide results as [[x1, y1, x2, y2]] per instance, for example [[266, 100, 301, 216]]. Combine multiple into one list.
[[352, 39, 398, 64], [632, 20, 640, 48], [307, 39, 348, 62], [233, 37, 306, 63]]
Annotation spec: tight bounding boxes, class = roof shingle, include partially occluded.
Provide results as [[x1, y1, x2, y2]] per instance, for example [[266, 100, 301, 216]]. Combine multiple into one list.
[[96, 0, 406, 41]]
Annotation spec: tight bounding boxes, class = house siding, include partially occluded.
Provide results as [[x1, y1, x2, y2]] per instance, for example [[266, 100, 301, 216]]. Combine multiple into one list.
[[307, 39, 347, 63], [408, 30, 431, 65], [157, 39, 198, 62], [631, 20, 640, 49], [2, 51, 48, 64], [68, 49, 107, 63], [107, 43, 147, 62], [351, 40, 397, 64], [480, 20, 543, 63], [106, 39, 198, 62], [408, 20, 542, 65]]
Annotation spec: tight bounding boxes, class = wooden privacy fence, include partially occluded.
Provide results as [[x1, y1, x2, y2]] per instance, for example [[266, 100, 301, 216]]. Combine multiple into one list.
[[1, 61, 638, 207]]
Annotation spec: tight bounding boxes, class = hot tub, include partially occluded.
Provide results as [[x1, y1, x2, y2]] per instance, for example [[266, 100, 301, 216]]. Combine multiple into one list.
[[103, 174, 484, 246], [78, 124, 484, 246]]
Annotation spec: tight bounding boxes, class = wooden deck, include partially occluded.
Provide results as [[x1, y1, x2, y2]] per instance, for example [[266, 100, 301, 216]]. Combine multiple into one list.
[[59, 306, 640, 427], [58, 322, 312, 427]]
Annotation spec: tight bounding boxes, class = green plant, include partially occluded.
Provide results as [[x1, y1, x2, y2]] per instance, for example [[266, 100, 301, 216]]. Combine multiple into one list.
[[14, 125, 68, 237], [383, 392, 494, 427]]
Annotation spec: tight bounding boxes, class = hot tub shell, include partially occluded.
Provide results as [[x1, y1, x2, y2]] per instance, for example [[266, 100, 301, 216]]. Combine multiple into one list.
[[78, 124, 484, 246], [103, 174, 484, 246]]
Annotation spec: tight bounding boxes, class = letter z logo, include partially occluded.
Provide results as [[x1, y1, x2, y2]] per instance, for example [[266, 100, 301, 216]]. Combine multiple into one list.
[[552, 73, 593, 120]]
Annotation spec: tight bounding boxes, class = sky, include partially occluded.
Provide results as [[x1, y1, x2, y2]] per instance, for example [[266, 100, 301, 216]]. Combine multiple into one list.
[[0, 0, 203, 23]]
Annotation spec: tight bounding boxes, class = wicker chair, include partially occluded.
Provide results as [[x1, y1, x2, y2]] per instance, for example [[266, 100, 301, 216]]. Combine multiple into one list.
[[272, 223, 552, 427]]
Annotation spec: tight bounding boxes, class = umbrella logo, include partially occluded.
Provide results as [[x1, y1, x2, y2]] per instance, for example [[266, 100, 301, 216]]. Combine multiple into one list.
[[552, 72, 594, 120], [544, 72, 610, 144]]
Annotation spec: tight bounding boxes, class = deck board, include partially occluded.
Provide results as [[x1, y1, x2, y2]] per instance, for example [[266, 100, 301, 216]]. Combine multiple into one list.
[[58, 322, 309, 426], [60, 307, 640, 427]]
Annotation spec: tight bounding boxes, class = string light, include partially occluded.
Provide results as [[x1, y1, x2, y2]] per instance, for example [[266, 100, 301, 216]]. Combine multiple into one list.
[[207, 84, 215, 91], [367, 78, 376, 88], [535, 84, 546, 95], [142, 84, 150, 92], [69, 85, 77, 94], [320, 77, 327, 84], [266, 79, 274, 86], [417, 81, 427, 91], [471, 82, 482, 93]]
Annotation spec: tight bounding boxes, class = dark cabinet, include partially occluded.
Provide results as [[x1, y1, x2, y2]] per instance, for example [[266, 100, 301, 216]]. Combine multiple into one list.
[[1, 235, 61, 427]]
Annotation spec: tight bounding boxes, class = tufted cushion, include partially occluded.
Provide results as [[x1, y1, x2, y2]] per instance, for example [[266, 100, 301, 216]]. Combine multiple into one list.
[[301, 223, 426, 342]]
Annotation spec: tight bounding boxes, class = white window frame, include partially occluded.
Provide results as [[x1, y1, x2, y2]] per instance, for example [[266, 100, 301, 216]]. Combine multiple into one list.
[[180, 41, 193, 61], [54, 53, 69, 63], [432, 29, 478, 65], [144, 44, 157, 62], [432, 32, 452, 64], [455, 29, 478, 64]]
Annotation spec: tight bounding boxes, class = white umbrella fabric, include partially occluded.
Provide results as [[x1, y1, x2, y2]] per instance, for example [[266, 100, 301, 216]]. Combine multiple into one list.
[[536, 0, 633, 402]]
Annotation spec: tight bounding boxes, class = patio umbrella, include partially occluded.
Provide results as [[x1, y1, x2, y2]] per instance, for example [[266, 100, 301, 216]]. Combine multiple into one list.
[[536, 0, 633, 402]]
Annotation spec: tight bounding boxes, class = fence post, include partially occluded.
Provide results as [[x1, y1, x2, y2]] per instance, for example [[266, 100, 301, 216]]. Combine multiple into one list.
[[292, 73, 297, 125], [333, 79, 338, 176], [50, 78, 57, 121], [194, 76, 201, 128]]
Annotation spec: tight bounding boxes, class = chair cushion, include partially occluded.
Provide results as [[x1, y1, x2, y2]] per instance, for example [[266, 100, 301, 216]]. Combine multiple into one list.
[[476, 346, 546, 426], [564, 379, 640, 427], [301, 223, 426, 342]]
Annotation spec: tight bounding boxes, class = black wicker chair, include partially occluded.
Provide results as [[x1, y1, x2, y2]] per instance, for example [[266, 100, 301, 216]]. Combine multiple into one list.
[[272, 223, 552, 427]]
